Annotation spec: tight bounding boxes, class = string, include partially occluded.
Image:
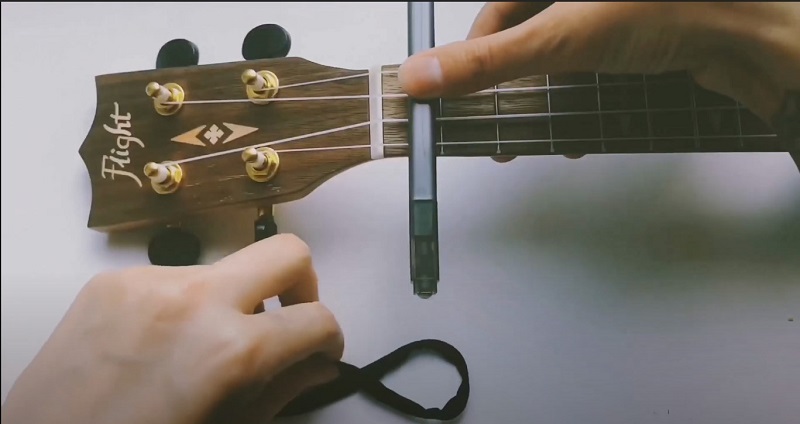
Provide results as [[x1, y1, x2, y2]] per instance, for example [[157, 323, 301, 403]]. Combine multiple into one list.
[[270, 133, 777, 154], [169, 102, 774, 165], [161, 70, 682, 106], [170, 121, 370, 165], [149, 68, 776, 166]]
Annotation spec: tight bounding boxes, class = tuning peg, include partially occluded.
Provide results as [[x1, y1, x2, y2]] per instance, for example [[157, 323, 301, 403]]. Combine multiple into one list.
[[242, 24, 292, 60], [255, 206, 278, 241], [242, 147, 280, 182], [143, 161, 183, 194], [251, 206, 277, 314], [156, 38, 200, 69], [148, 227, 202, 266]]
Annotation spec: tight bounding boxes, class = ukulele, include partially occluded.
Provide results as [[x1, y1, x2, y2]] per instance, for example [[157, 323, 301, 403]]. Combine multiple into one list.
[[77, 24, 799, 268], [75, 22, 798, 421]]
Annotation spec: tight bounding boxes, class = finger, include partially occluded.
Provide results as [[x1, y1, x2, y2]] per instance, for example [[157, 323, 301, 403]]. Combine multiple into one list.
[[241, 355, 339, 422], [210, 234, 318, 312], [468, 2, 554, 39], [469, 3, 553, 165], [469, 2, 552, 166], [249, 301, 344, 374], [399, 3, 608, 99], [691, 58, 784, 124]]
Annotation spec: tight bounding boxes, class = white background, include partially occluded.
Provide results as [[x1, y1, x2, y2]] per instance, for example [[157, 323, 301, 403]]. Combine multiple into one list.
[[2, 2, 799, 423]]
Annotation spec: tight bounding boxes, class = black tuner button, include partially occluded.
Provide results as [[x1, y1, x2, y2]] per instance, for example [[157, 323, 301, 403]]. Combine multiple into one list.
[[148, 227, 202, 266], [156, 38, 199, 69], [242, 24, 292, 60], [255, 206, 278, 241]]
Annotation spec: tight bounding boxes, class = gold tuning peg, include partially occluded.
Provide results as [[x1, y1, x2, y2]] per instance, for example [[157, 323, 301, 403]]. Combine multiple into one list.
[[145, 82, 185, 116], [143, 161, 183, 194], [241, 69, 279, 104], [242, 147, 280, 182]]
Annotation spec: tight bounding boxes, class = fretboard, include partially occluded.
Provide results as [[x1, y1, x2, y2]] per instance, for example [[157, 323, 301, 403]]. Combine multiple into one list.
[[379, 64, 786, 158]]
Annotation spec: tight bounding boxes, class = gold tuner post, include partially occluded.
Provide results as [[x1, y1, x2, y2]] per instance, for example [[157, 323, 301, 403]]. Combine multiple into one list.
[[145, 82, 185, 116], [242, 147, 280, 182], [143, 161, 183, 194], [241, 69, 279, 104]]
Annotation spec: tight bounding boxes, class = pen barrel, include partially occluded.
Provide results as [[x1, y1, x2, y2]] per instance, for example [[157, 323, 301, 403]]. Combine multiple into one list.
[[411, 199, 439, 298], [407, 2, 440, 298]]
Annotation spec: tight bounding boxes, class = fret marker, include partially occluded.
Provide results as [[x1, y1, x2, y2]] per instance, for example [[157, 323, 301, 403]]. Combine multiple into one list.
[[171, 123, 259, 147]]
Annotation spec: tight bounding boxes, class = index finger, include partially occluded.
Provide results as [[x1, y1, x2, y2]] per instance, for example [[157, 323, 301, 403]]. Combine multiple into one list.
[[399, 2, 611, 99], [467, 2, 554, 39], [210, 234, 319, 312]]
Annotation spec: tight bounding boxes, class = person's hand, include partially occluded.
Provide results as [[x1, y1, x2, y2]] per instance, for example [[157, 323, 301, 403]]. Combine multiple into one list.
[[398, 2, 800, 162], [1, 234, 344, 424]]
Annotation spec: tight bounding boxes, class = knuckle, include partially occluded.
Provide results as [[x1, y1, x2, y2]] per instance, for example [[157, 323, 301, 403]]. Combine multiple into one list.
[[308, 302, 343, 343], [467, 40, 497, 87], [275, 233, 313, 265]]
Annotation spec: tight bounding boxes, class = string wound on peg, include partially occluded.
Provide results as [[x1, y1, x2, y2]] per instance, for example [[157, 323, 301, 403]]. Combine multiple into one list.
[[242, 147, 280, 182], [241, 69, 280, 104], [143, 161, 183, 194], [145, 81, 185, 116]]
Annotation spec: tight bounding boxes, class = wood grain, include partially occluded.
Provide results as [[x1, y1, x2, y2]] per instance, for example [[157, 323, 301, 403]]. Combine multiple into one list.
[[79, 57, 370, 231]]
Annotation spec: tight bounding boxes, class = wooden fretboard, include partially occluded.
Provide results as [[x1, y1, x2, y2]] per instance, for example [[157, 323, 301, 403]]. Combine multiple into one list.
[[379, 64, 785, 158]]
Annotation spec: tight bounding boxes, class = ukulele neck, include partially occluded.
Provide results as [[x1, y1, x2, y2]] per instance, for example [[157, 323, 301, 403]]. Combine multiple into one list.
[[377, 64, 783, 159]]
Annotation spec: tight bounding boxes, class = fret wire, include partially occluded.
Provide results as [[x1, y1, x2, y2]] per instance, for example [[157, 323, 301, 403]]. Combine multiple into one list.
[[595, 72, 606, 153], [546, 75, 554, 153], [494, 84, 500, 154], [439, 98, 444, 155], [735, 100, 744, 148], [643, 74, 653, 152], [689, 77, 700, 148]]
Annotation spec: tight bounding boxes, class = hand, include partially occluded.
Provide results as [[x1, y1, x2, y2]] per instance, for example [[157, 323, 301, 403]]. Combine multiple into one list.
[[398, 2, 800, 162], [1, 234, 344, 424]]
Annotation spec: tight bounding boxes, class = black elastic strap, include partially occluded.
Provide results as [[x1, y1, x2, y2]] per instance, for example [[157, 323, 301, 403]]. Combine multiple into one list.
[[276, 339, 469, 421]]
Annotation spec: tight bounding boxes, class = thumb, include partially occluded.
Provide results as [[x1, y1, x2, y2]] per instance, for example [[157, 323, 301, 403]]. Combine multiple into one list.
[[398, 4, 599, 99]]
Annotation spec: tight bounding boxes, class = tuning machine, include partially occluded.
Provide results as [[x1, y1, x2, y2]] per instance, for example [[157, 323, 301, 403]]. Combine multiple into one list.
[[148, 226, 201, 267], [241, 69, 280, 103], [143, 161, 183, 194], [145, 82, 185, 116], [242, 23, 292, 60], [242, 147, 280, 182], [156, 38, 200, 69]]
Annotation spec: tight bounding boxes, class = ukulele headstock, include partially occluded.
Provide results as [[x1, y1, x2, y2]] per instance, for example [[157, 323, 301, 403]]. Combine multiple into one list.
[[79, 48, 373, 232]]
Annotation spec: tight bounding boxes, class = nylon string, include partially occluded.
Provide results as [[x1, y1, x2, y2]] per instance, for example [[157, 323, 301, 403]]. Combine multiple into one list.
[[155, 68, 772, 166]]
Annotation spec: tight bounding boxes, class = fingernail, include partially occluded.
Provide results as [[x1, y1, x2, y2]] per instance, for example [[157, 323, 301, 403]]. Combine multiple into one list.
[[398, 54, 443, 98]]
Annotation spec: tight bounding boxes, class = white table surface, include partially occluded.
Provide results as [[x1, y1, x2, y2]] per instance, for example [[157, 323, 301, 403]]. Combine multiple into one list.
[[2, 2, 799, 423]]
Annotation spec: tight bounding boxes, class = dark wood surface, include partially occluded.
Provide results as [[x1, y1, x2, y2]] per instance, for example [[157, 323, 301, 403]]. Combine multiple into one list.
[[79, 57, 371, 231]]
